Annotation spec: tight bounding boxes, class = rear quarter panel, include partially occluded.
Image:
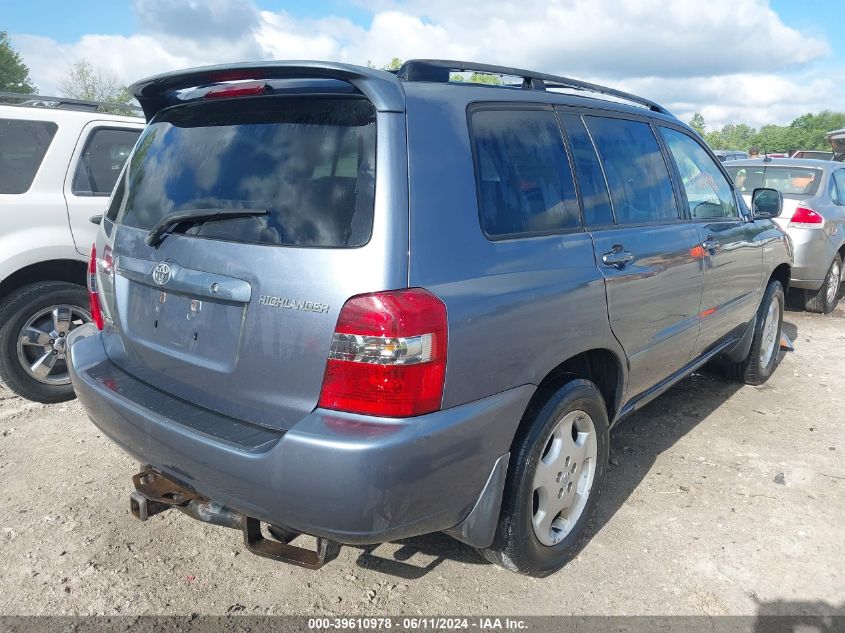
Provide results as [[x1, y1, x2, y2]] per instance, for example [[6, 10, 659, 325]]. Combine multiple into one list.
[[404, 86, 624, 410], [761, 218, 794, 282]]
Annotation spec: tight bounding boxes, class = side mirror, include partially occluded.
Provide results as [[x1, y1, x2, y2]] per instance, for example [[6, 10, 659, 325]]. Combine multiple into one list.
[[751, 188, 782, 219], [89, 214, 103, 225]]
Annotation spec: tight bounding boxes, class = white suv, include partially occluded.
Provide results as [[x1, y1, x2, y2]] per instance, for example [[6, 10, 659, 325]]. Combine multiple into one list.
[[0, 93, 143, 402]]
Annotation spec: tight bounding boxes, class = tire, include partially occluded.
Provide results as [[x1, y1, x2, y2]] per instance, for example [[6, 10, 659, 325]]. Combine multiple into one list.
[[804, 254, 842, 314], [724, 280, 784, 386], [479, 379, 609, 577], [0, 281, 91, 403]]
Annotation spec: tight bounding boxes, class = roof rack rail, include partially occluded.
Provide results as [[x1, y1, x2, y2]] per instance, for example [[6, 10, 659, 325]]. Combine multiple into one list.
[[396, 59, 671, 115], [0, 91, 142, 116]]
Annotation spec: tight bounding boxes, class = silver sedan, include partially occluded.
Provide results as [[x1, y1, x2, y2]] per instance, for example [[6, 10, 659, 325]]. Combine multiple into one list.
[[725, 158, 845, 313]]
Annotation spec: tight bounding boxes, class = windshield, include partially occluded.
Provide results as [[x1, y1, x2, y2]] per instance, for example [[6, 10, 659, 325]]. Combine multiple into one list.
[[119, 96, 376, 248], [725, 165, 823, 197]]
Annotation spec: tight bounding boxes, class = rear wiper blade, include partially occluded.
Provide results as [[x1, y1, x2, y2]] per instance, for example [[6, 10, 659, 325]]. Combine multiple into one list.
[[146, 208, 269, 248]]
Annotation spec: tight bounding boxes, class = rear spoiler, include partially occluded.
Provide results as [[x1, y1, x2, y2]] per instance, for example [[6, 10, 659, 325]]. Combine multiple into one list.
[[129, 61, 406, 121]]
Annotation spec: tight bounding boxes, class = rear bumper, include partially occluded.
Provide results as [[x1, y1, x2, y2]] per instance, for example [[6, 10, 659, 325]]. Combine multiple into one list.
[[785, 229, 838, 290], [68, 325, 531, 545]]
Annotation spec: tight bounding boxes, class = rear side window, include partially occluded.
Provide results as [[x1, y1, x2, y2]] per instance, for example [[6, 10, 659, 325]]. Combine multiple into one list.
[[470, 108, 581, 238], [585, 116, 679, 225], [832, 170, 845, 206], [72, 128, 140, 196], [0, 119, 58, 194], [558, 113, 614, 226], [660, 127, 738, 219], [121, 97, 377, 248], [105, 168, 127, 221]]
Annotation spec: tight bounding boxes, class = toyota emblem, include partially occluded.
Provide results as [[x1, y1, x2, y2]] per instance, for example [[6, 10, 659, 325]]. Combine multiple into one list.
[[152, 261, 172, 286]]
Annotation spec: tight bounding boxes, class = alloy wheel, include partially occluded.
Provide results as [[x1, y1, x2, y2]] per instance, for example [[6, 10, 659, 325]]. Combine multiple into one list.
[[759, 296, 780, 367], [15, 305, 91, 386]]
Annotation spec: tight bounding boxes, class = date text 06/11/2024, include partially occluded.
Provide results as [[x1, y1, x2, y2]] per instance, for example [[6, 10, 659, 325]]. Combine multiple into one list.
[[307, 618, 528, 630]]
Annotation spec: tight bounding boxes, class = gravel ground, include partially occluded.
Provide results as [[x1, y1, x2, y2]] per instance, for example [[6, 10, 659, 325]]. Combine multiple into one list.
[[0, 306, 843, 617]]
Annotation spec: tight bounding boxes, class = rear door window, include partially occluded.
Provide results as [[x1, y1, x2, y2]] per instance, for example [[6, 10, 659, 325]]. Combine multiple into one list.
[[0, 119, 58, 194], [660, 127, 738, 219], [72, 127, 140, 196], [470, 107, 581, 238], [584, 116, 679, 225], [558, 112, 614, 227], [120, 96, 377, 248]]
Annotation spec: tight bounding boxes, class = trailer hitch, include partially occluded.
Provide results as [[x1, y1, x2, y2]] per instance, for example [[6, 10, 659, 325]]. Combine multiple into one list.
[[130, 468, 337, 569]]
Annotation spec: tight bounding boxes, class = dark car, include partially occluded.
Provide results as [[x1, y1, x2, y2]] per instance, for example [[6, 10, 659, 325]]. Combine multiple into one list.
[[67, 60, 793, 577]]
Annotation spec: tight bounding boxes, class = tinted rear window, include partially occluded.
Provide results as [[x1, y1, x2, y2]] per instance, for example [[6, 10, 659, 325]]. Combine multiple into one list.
[[470, 108, 581, 238], [120, 96, 376, 248], [72, 127, 140, 196], [724, 165, 822, 197], [558, 113, 614, 227], [585, 116, 679, 225], [0, 119, 58, 194]]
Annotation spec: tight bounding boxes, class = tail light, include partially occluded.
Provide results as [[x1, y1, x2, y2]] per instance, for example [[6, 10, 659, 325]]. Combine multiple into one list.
[[318, 289, 448, 417], [87, 244, 104, 330], [789, 206, 824, 229]]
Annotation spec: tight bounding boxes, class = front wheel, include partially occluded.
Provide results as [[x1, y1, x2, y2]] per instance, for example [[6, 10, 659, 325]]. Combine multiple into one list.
[[479, 379, 609, 577], [0, 281, 91, 403], [724, 280, 784, 385]]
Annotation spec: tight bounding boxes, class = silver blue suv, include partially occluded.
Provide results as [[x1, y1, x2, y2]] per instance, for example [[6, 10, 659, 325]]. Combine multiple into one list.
[[67, 60, 793, 576]]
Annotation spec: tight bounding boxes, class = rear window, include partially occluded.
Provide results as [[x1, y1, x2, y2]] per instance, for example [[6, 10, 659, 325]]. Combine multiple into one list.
[[120, 96, 376, 248], [0, 119, 58, 194], [725, 165, 822, 197]]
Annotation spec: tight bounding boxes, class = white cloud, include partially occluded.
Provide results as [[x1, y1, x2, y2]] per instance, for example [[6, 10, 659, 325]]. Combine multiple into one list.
[[12, 0, 841, 128]]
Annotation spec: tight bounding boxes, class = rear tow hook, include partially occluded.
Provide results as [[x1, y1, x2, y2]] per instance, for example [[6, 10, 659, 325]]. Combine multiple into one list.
[[130, 468, 337, 569]]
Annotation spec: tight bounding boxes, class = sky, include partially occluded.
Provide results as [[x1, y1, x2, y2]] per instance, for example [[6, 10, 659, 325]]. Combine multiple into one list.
[[3, 0, 843, 129]]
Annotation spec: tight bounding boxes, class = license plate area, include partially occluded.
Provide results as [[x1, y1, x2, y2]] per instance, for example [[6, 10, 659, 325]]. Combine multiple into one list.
[[119, 279, 246, 367]]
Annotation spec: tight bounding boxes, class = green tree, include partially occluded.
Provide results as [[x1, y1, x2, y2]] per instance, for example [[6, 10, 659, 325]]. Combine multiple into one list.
[[0, 30, 36, 94], [705, 123, 756, 151], [688, 112, 706, 136], [383, 57, 403, 72], [61, 60, 131, 104]]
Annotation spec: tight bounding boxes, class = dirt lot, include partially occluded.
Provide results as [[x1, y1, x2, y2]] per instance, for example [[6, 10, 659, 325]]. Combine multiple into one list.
[[1, 306, 843, 617]]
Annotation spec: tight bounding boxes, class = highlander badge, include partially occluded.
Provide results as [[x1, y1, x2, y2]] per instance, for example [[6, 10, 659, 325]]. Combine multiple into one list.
[[259, 295, 329, 313]]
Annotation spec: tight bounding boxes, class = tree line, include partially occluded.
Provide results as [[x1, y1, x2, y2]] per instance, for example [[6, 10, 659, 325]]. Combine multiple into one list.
[[689, 110, 844, 153]]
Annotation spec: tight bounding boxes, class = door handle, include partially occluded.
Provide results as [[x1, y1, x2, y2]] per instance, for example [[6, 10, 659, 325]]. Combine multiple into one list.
[[702, 237, 720, 252], [602, 246, 635, 269]]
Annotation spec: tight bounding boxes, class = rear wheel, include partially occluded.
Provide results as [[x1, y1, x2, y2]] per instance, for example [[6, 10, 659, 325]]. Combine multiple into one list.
[[479, 379, 609, 577], [804, 254, 842, 314], [724, 280, 784, 385], [0, 281, 90, 403]]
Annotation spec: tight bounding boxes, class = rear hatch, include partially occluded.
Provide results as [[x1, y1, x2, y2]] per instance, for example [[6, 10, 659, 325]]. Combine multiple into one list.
[[98, 86, 407, 430]]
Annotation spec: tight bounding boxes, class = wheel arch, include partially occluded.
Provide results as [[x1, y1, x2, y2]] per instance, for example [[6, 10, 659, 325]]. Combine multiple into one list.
[[768, 262, 791, 294], [516, 348, 624, 445], [0, 260, 87, 303]]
